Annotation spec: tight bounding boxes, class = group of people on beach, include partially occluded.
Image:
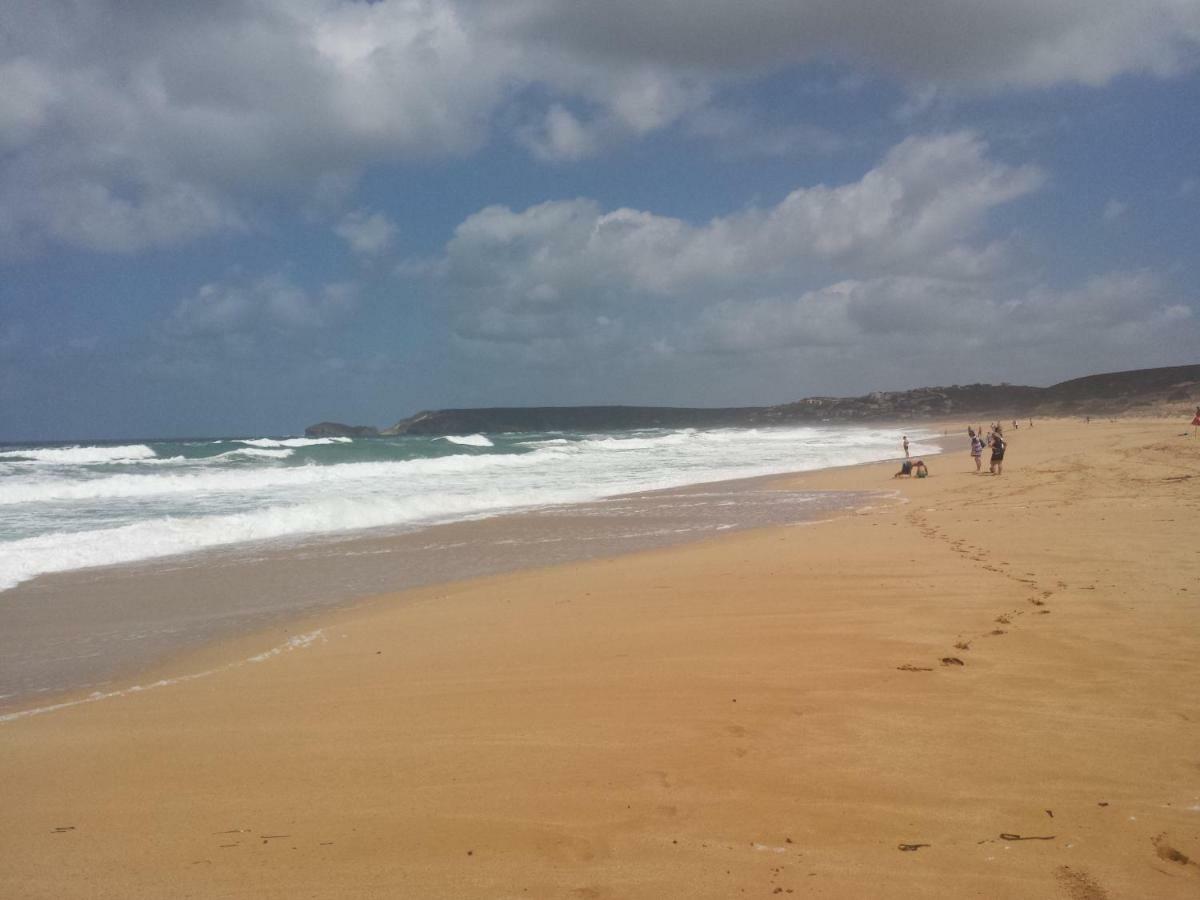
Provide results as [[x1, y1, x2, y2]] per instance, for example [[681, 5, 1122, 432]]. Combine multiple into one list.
[[968, 424, 1006, 474], [895, 422, 1009, 479], [895, 434, 929, 477]]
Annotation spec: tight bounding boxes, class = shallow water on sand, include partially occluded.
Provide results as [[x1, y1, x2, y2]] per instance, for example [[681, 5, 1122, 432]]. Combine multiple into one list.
[[0, 477, 881, 709]]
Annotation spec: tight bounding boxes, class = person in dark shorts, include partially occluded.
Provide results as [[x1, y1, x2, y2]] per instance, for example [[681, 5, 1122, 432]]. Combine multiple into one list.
[[894, 459, 928, 478], [989, 429, 1006, 475]]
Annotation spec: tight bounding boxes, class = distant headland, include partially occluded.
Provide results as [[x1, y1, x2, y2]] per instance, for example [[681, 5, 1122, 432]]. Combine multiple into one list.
[[306, 363, 1200, 437]]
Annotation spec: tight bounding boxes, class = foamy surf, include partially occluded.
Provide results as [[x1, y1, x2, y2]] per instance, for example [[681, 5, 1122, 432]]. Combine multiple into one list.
[[237, 437, 351, 448], [439, 434, 494, 447], [0, 426, 937, 592], [0, 444, 158, 465]]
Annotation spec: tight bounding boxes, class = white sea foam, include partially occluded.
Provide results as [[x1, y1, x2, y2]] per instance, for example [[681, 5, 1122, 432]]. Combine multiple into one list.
[[0, 444, 157, 465], [217, 447, 295, 460], [439, 434, 494, 447], [0, 426, 937, 591], [237, 437, 350, 448], [0, 452, 532, 505], [0, 483, 599, 590]]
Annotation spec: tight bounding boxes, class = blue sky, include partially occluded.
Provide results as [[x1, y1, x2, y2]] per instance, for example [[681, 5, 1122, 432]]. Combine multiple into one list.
[[1, 0, 1198, 439]]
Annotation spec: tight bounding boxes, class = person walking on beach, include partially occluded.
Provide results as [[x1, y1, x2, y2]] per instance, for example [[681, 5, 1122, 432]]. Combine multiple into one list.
[[902, 435, 910, 458], [969, 428, 985, 472], [989, 427, 1006, 475]]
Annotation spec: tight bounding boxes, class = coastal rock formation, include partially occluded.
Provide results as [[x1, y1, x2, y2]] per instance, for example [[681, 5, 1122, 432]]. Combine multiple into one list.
[[307, 364, 1200, 436], [304, 422, 380, 438]]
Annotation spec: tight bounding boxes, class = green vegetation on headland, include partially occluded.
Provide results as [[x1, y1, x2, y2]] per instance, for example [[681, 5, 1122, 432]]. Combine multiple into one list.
[[306, 364, 1200, 437]]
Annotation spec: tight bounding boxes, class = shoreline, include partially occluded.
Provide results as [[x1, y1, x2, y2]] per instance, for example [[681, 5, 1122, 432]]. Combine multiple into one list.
[[0, 439, 931, 714], [4, 416, 1198, 898]]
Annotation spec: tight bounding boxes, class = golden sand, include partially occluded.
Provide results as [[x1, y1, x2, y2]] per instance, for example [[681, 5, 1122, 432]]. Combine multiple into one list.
[[2, 417, 1198, 898]]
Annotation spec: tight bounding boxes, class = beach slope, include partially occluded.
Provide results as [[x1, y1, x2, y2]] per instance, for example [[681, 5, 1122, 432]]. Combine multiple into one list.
[[2, 418, 1198, 898]]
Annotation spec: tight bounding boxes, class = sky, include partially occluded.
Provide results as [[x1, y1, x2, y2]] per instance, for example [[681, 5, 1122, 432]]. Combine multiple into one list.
[[1, 0, 1198, 439]]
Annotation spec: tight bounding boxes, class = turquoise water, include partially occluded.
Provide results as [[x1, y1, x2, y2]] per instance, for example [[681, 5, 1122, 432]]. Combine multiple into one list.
[[0, 425, 932, 592]]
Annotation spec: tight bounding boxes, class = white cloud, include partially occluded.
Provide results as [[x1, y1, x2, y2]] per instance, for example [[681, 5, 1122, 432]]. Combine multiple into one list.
[[335, 209, 397, 255], [417, 130, 1199, 392], [438, 132, 1041, 342], [166, 273, 357, 341], [519, 104, 602, 162], [1103, 199, 1128, 222], [692, 271, 1178, 355], [1, 0, 1195, 255]]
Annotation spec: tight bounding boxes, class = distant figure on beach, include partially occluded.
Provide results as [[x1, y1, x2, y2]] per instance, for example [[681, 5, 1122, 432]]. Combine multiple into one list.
[[989, 428, 1006, 475], [895, 459, 928, 478], [969, 430, 985, 472], [902, 435, 910, 458]]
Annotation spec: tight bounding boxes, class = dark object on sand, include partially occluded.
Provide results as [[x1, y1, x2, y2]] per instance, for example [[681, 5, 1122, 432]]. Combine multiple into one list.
[[1000, 833, 1055, 841], [898, 843, 930, 851]]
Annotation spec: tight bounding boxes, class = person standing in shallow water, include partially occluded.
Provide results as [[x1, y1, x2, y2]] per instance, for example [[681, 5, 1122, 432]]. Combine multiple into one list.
[[902, 435, 910, 458]]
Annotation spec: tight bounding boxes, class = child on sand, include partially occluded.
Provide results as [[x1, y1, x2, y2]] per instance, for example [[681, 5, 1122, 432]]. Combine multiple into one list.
[[969, 429, 984, 472], [894, 459, 928, 478]]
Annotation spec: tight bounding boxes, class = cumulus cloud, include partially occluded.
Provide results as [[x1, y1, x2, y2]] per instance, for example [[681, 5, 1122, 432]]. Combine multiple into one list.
[[692, 271, 1179, 354], [418, 130, 1199, 394], [491, 0, 1200, 88], [0, 0, 516, 255], [2, 0, 1195, 255], [335, 209, 397, 255], [166, 273, 357, 342], [518, 104, 603, 162], [439, 132, 1041, 341]]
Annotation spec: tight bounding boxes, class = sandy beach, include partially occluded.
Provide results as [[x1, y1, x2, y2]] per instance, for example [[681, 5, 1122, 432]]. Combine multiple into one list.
[[2, 417, 1198, 899]]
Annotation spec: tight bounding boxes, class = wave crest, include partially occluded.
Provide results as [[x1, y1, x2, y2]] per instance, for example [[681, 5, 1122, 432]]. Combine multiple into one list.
[[439, 434, 494, 447], [0, 444, 157, 465]]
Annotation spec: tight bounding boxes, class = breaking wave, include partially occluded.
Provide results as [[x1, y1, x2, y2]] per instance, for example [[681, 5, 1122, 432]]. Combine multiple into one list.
[[236, 437, 351, 448], [439, 434, 494, 447], [0, 444, 157, 465], [0, 425, 936, 591]]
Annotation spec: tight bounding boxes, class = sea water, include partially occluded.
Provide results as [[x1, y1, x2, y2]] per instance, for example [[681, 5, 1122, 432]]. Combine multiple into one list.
[[0, 425, 933, 593]]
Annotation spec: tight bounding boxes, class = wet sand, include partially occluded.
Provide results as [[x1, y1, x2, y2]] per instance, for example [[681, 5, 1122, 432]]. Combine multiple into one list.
[[0, 478, 875, 705], [1, 417, 1198, 898]]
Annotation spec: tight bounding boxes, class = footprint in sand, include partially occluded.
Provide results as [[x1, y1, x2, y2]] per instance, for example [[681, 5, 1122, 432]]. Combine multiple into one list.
[[1055, 865, 1111, 899], [1153, 832, 1197, 867]]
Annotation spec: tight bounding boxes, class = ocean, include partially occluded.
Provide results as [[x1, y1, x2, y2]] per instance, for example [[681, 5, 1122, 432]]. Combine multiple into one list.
[[0, 424, 932, 594], [0, 424, 935, 706]]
